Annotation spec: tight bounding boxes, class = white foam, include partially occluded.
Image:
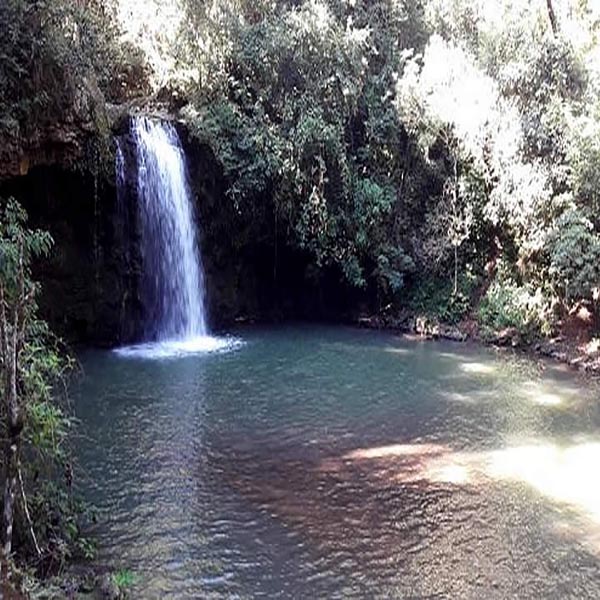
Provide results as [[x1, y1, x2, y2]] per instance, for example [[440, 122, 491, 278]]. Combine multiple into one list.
[[113, 335, 244, 359]]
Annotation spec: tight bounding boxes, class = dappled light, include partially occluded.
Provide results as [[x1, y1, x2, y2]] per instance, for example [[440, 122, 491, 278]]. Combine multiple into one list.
[[289, 0, 332, 33], [437, 351, 471, 361], [521, 379, 584, 407], [459, 361, 496, 375], [115, 0, 186, 86], [330, 436, 600, 559], [531, 392, 562, 406], [522, 381, 564, 406], [441, 391, 479, 404], [344, 442, 447, 461], [340, 442, 477, 486], [488, 442, 600, 525], [338, 437, 600, 554], [382, 346, 410, 355], [483, 442, 600, 554], [68, 326, 600, 596], [585, 339, 600, 355]]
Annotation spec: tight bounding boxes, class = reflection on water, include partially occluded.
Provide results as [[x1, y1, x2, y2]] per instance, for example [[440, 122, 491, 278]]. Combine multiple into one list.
[[113, 335, 243, 359], [73, 326, 600, 598]]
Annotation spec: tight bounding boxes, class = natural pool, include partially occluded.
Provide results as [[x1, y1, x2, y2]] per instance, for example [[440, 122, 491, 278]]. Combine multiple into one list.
[[73, 325, 600, 598]]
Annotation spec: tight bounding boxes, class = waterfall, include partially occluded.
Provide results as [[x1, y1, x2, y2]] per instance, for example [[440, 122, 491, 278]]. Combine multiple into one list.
[[132, 116, 207, 339], [115, 117, 239, 358], [115, 138, 125, 192]]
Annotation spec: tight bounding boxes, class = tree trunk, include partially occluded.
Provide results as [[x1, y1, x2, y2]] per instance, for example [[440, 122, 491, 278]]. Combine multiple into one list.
[[546, 0, 558, 35], [454, 245, 458, 296], [0, 246, 26, 573], [1, 321, 20, 570], [2, 444, 19, 563], [452, 155, 459, 296]]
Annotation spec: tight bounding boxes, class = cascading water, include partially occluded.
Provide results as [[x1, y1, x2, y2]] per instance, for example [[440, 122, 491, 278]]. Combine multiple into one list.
[[115, 138, 125, 192], [115, 116, 240, 358], [133, 116, 207, 339]]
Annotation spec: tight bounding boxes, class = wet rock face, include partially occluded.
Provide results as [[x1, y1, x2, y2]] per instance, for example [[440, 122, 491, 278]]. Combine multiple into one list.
[[0, 130, 261, 345], [0, 117, 363, 346], [0, 126, 250, 346], [0, 77, 115, 181], [0, 163, 143, 346], [0, 124, 90, 180]]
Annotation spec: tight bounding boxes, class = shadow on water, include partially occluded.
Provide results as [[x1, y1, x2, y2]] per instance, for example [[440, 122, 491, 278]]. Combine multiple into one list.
[[73, 325, 600, 598]]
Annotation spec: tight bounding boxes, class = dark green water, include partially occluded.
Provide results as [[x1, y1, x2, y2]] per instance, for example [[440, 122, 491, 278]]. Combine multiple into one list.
[[73, 325, 600, 598]]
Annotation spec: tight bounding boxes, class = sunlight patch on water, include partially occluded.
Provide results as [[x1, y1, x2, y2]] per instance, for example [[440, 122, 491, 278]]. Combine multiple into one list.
[[459, 361, 496, 374], [113, 335, 244, 359], [443, 391, 479, 404], [532, 392, 562, 406], [488, 442, 600, 523], [344, 443, 446, 460], [427, 461, 471, 484], [382, 346, 410, 355], [520, 380, 578, 407], [341, 439, 600, 534]]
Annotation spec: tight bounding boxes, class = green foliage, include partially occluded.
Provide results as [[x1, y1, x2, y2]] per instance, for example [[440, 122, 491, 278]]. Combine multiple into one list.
[[408, 274, 477, 325], [181, 1, 422, 298], [113, 568, 137, 591], [568, 114, 600, 217], [5, 0, 600, 338], [169, 0, 600, 330], [478, 281, 529, 332], [0, 198, 53, 285], [0, 198, 86, 578], [545, 209, 600, 302], [477, 272, 552, 338], [184, 100, 283, 208], [0, 0, 145, 140]]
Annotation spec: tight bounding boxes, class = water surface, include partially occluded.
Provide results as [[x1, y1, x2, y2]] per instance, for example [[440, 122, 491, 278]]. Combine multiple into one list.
[[74, 326, 600, 598]]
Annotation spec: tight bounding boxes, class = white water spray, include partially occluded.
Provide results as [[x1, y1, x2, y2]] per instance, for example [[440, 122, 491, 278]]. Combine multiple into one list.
[[133, 116, 207, 339], [115, 117, 240, 358]]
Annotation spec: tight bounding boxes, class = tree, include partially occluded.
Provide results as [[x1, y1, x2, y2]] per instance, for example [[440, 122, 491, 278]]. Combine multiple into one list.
[[396, 36, 490, 293], [0, 199, 53, 576], [444, 139, 473, 295]]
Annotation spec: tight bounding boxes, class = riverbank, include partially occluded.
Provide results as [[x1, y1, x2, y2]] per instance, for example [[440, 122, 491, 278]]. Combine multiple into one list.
[[6, 565, 132, 600], [356, 312, 600, 376]]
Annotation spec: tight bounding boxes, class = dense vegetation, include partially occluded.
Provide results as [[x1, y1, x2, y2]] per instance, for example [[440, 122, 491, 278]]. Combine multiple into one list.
[[3, 0, 600, 339], [166, 0, 600, 339], [0, 0, 146, 138], [0, 199, 92, 594]]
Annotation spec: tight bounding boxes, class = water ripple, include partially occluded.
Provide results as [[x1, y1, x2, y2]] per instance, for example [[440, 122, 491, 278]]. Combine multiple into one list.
[[74, 326, 600, 598]]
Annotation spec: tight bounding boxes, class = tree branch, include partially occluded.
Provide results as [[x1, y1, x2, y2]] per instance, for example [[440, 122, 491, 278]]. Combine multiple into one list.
[[18, 465, 41, 558], [0, 283, 7, 365], [546, 0, 558, 36]]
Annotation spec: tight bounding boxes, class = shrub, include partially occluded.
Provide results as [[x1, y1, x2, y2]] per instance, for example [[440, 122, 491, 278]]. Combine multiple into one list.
[[477, 277, 552, 338], [545, 208, 600, 303], [408, 273, 478, 325], [0, 198, 90, 583]]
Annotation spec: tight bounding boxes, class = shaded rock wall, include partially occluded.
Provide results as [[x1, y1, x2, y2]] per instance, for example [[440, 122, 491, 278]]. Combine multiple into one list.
[[0, 117, 363, 346], [0, 164, 140, 345], [181, 125, 364, 329]]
